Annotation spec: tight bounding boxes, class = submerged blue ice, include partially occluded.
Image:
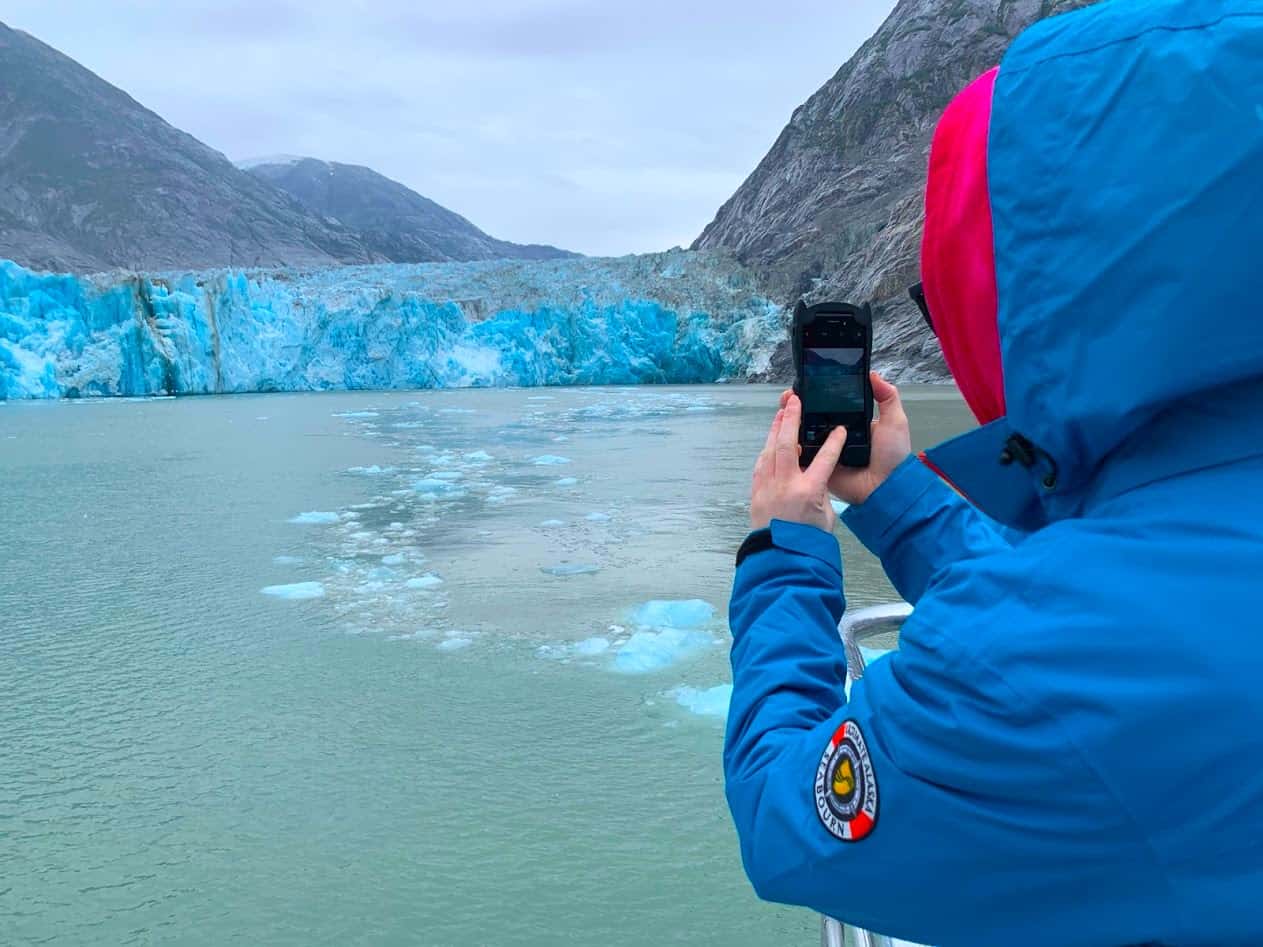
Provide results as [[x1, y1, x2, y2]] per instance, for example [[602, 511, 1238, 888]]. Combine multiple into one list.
[[0, 250, 784, 399]]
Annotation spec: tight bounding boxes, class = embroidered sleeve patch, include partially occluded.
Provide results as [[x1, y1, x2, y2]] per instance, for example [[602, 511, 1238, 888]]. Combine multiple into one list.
[[814, 720, 878, 842]]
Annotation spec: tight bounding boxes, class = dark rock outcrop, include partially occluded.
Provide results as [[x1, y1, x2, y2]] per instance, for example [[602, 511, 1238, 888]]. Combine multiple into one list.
[[695, 0, 1095, 381]]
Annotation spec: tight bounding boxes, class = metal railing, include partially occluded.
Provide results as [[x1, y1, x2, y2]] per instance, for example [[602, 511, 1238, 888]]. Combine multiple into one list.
[[821, 603, 929, 947]]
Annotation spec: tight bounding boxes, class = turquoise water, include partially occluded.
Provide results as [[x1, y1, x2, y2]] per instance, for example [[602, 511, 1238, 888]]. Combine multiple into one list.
[[0, 385, 971, 945]]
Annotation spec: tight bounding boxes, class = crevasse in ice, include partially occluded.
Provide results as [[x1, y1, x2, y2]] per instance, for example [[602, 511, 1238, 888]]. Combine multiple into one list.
[[0, 249, 785, 399]]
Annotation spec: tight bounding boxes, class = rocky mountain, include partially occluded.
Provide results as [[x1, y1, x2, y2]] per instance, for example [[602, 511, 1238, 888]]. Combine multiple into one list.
[[0, 21, 382, 274], [694, 0, 1095, 382], [243, 158, 575, 264]]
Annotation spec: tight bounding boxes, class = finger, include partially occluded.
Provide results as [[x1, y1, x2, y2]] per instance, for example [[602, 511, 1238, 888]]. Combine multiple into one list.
[[871, 372, 907, 426], [779, 389, 793, 410], [806, 425, 847, 486], [774, 395, 801, 474], [762, 408, 784, 456]]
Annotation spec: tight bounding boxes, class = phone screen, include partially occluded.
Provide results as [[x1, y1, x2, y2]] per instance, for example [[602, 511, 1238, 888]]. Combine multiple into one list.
[[802, 346, 866, 414]]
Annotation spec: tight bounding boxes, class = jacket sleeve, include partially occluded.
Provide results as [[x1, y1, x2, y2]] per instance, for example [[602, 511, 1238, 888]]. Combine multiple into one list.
[[841, 455, 1024, 605], [723, 533, 1148, 947]]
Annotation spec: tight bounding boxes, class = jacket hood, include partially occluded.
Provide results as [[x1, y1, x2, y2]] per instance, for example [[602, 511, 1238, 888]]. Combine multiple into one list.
[[921, 0, 1263, 530]]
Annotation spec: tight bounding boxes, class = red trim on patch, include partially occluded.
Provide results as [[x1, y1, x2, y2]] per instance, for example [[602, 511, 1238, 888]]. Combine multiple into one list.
[[830, 722, 848, 749], [849, 811, 875, 841], [922, 67, 1006, 425]]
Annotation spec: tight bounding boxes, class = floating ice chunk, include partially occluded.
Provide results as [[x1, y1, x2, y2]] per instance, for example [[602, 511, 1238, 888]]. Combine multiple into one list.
[[631, 599, 715, 629], [381, 553, 406, 566], [439, 407, 476, 414], [333, 411, 379, 419], [574, 636, 611, 656], [428, 470, 464, 481], [538, 519, 566, 528], [416, 444, 437, 453], [831, 498, 850, 516], [685, 405, 716, 412], [613, 628, 713, 674], [261, 581, 326, 600], [290, 511, 340, 524], [527, 395, 555, 401], [437, 636, 473, 651], [674, 684, 733, 719], [348, 465, 396, 476], [541, 563, 601, 576], [552, 434, 569, 442], [412, 478, 467, 499], [464, 450, 494, 462], [555, 477, 579, 487], [388, 629, 437, 641], [532, 454, 572, 465], [406, 574, 444, 590], [272, 555, 303, 565]]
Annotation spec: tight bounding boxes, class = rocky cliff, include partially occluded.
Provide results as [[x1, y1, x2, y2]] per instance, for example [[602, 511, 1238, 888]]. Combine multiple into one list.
[[694, 0, 1095, 382]]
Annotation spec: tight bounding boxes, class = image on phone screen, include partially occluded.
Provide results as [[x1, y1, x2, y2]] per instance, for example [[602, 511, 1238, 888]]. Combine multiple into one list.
[[803, 347, 865, 414]]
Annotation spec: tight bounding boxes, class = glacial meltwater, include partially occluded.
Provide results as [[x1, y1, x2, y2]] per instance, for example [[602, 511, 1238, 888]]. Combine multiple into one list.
[[0, 384, 971, 946]]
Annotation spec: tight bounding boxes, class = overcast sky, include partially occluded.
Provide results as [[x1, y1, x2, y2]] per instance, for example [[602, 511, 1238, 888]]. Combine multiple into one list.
[[5, 0, 896, 257]]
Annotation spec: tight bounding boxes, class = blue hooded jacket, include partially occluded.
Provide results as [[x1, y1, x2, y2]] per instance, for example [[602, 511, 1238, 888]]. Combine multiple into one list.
[[725, 3, 1263, 945]]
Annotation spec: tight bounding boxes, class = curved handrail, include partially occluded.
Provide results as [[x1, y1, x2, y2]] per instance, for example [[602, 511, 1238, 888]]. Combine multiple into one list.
[[822, 603, 927, 947]]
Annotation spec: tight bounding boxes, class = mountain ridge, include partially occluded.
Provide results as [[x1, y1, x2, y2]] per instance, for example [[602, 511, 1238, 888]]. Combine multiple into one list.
[[694, 0, 1096, 382], [243, 157, 575, 264]]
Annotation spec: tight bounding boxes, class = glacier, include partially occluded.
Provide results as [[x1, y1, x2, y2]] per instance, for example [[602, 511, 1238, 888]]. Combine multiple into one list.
[[0, 250, 785, 399]]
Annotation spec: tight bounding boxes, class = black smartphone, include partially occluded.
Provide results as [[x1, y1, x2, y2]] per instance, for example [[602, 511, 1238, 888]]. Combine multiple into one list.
[[791, 300, 874, 468]]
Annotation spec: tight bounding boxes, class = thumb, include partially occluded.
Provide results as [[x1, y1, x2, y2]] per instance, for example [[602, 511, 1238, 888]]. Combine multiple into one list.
[[805, 425, 847, 486], [871, 372, 907, 426]]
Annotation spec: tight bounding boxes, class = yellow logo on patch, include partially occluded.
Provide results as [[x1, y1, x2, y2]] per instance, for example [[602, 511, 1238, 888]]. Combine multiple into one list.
[[832, 757, 855, 799]]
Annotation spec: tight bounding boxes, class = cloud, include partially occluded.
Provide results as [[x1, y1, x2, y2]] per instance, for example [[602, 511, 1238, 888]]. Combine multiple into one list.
[[3, 0, 896, 256]]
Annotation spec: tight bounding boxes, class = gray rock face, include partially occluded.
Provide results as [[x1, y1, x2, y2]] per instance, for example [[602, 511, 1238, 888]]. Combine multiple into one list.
[[244, 158, 577, 264], [694, 0, 1095, 382], [0, 21, 378, 274]]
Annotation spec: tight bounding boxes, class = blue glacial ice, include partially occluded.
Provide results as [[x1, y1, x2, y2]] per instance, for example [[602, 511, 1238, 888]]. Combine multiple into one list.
[[531, 455, 571, 465], [261, 581, 326, 600], [674, 684, 733, 719], [630, 599, 715, 629], [613, 628, 713, 674], [0, 250, 785, 399], [289, 511, 341, 524], [405, 574, 445, 590], [554, 477, 579, 487], [541, 563, 601, 576]]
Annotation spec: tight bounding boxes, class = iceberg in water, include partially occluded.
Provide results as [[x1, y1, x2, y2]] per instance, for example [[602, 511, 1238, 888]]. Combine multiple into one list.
[[613, 627, 713, 674], [261, 581, 326, 600], [629, 599, 715, 629], [674, 684, 733, 719], [0, 250, 784, 399]]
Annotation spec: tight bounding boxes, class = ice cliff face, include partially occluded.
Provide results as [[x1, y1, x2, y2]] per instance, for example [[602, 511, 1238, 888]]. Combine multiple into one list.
[[0, 251, 783, 399]]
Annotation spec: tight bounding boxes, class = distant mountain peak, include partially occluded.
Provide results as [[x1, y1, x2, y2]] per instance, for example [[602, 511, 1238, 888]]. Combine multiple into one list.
[[0, 22, 574, 273], [0, 21, 376, 273], [244, 157, 577, 264]]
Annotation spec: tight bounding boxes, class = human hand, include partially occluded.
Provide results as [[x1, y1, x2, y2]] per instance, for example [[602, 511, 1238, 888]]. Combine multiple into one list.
[[827, 372, 912, 506], [749, 392, 846, 532]]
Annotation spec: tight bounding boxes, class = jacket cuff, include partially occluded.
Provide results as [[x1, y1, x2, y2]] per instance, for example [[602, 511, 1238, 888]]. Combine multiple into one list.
[[736, 519, 842, 576], [842, 456, 940, 557]]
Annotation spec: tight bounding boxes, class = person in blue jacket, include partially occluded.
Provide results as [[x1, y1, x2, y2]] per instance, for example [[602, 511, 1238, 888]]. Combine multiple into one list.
[[724, 2, 1263, 945]]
